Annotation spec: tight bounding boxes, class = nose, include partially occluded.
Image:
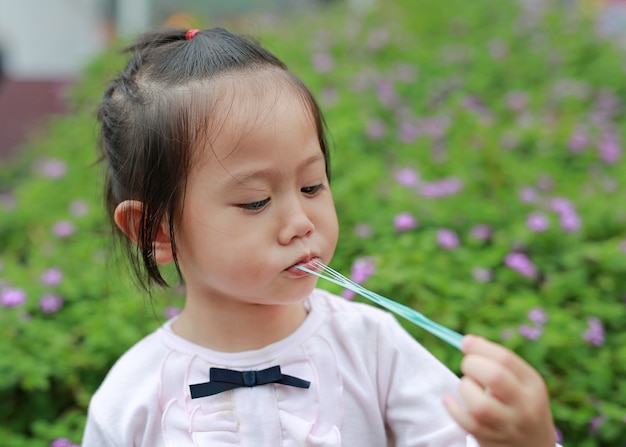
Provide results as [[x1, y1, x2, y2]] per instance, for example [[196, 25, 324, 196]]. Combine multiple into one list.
[[277, 197, 315, 245]]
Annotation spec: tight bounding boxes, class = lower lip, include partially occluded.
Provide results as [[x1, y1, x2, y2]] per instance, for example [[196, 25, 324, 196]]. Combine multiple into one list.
[[286, 258, 320, 277]]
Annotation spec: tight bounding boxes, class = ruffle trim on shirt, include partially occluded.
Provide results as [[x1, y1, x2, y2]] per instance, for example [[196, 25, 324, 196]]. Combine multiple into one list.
[[155, 309, 345, 446]]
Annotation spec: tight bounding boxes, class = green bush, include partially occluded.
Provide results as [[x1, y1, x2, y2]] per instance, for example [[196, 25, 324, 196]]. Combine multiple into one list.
[[1, 1, 625, 445]]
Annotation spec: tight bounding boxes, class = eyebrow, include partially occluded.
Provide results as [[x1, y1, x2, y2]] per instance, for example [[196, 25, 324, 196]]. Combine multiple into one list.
[[222, 153, 326, 190]]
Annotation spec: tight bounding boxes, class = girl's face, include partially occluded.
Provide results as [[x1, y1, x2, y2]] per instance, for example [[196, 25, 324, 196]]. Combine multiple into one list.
[[173, 77, 338, 309]]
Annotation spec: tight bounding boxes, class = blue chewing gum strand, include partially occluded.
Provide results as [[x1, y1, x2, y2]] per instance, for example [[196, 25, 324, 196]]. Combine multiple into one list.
[[296, 261, 464, 351]]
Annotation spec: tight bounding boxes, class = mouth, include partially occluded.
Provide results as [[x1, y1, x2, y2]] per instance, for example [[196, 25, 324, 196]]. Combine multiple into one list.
[[286, 255, 321, 277]]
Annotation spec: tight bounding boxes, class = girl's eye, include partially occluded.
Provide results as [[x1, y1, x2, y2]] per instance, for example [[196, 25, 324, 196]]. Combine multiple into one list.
[[301, 184, 326, 195], [238, 198, 270, 211]]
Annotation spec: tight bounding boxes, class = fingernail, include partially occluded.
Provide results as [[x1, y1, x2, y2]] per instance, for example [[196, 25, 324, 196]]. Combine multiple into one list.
[[461, 335, 474, 352]]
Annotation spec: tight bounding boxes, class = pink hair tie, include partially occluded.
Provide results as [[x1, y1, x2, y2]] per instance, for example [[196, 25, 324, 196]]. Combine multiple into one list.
[[185, 29, 199, 40]]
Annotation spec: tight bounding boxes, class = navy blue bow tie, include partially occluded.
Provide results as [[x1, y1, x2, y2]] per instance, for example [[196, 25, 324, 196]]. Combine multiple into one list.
[[189, 365, 311, 399]]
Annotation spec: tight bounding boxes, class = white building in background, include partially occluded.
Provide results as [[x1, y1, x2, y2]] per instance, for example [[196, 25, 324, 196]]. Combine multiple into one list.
[[0, 0, 318, 80], [0, 0, 316, 158], [1, 0, 105, 79], [0, 0, 154, 80]]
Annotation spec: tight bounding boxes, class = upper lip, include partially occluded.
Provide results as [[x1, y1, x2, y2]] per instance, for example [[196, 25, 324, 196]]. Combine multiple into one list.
[[292, 253, 318, 267]]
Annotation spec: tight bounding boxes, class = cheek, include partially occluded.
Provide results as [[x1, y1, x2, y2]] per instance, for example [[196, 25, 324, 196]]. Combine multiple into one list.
[[240, 261, 270, 283], [320, 200, 339, 241], [207, 231, 270, 277]]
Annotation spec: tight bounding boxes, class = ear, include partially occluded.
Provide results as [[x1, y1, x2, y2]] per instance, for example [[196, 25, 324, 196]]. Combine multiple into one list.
[[114, 200, 175, 265]]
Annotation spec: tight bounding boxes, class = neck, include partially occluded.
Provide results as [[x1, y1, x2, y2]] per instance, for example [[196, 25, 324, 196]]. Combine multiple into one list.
[[171, 296, 308, 352]]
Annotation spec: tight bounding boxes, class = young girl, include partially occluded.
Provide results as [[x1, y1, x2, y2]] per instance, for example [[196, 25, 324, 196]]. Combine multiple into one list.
[[83, 27, 559, 447]]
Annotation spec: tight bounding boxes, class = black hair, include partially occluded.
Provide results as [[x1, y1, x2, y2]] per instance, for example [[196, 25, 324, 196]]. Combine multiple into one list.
[[98, 27, 330, 291]]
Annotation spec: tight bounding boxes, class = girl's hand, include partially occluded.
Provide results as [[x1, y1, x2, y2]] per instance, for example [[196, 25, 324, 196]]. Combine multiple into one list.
[[444, 335, 557, 447]]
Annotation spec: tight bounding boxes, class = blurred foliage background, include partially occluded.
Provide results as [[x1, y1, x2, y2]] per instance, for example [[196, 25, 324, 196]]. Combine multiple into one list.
[[1, 0, 625, 445]]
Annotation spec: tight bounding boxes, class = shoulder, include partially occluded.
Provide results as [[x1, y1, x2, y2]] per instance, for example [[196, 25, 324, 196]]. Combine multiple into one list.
[[308, 287, 417, 359], [308, 288, 455, 372], [309, 287, 402, 335], [96, 327, 168, 391], [310, 287, 394, 321], [86, 325, 174, 440]]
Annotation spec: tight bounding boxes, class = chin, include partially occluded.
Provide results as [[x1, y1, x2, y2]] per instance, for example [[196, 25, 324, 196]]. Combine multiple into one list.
[[289, 281, 317, 303]]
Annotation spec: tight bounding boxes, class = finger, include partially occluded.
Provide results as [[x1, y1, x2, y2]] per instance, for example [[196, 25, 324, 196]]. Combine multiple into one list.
[[457, 376, 510, 429], [443, 390, 509, 440], [462, 335, 537, 383], [461, 354, 522, 404], [443, 394, 480, 434]]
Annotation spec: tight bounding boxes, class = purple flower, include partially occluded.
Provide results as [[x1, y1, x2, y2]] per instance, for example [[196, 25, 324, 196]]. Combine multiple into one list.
[[595, 91, 620, 112], [437, 229, 460, 250], [526, 212, 549, 233], [50, 439, 80, 447], [568, 129, 588, 152], [598, 133, 621, 164], [500, 131, 519, 149], [421, 116, 450, 138], [537, 175, 554, 191], [500, 328, 515, 341], [40, 294, 64, 314], [472, 267, 492, 283], [391, 63, 417, 83], [559, 211, 581, 232], [35, 158, 67, 179], [550, 197, 573, 214], [550, 198, 581, 231], [555, 426, 564, 444], [505, 91, 528, 112], [1, 192, 16, 210], [350, 257, 376, 284], [366, 119, 386, 139], [40, 268, 63, 286], [518, 187, 538, 204], [519, 307, 547, 340], [398, 120, 420, 143], [505, 252, 537, 279], [551, 78, 589, 99], [469, 224, 492, 242], [519, 324, 542, 340], [51, 439, 71, 447], [528, 307, 548, 325], [173, 283, 186, 296], [366, 27, 390, 50], [394, 212, 417, 233], [70, 200, 89, 217], [311, 52, 334, 73], [342, 289, 356, 300], [394, 167, 420, 187], [376, 80, 398, 107], [463, 95, 488, 115], [582, 317, 605, 346], [1, 287, 27, 307], [418, 178, 463, 199], [52, 221, 75, 238], [320, 87, 338, 107], [354, 224, 373, 239], [164, 306, 181, 319], [589, 415, 605, 436], [439, 178, 463, 196]]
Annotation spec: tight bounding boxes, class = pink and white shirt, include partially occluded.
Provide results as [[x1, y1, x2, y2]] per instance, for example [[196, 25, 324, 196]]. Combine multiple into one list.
[[83, 288, 481, 446]]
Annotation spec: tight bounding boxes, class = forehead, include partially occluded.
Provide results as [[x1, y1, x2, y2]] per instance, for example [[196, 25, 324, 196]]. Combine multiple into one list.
[[194, 71, 318, 160]]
